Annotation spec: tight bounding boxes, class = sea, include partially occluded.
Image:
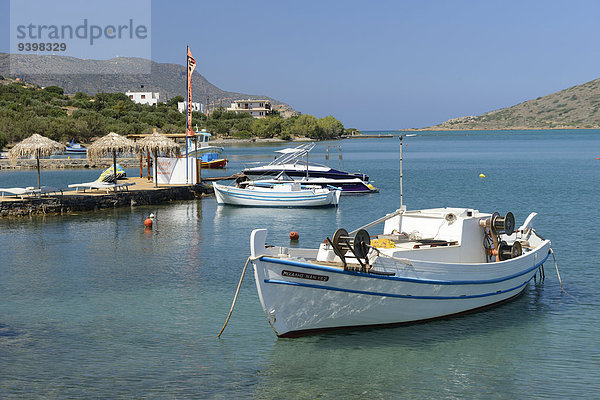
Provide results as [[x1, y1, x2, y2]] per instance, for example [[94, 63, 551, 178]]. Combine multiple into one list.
[[0, 130, 598, 399]]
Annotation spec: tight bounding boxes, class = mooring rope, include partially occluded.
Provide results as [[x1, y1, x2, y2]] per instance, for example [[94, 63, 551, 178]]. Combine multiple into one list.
[[549, 248, 564, 293], [217, 255, 261, 338]]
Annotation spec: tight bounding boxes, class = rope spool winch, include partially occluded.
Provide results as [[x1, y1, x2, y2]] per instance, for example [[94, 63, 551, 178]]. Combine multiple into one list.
[[498, 240, 522, 261], [490, 211, 515, 235], [327, 228, 371, 271], [480, 211, 521, 262]]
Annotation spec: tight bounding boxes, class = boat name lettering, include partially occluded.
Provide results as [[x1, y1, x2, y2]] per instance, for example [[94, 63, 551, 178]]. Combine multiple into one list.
[[282, 270, 329, 282]]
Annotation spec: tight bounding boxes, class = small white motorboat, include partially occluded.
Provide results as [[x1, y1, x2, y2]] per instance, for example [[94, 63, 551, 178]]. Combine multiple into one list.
[[65, 139, 87, 154], [249, 207, 551, 337], [213, 180, 341, 207], [253, 172, 378, 195], [241, 143, 376, 193]]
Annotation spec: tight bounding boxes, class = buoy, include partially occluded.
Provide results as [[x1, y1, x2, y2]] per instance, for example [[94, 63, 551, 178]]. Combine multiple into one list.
[[144, 218, 153, 228], [479, 173, 486, 178], [289, 231, 299, 240]]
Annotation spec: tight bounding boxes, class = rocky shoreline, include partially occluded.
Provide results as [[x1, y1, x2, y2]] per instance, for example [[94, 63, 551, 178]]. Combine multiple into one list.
[[0, 184, 214, 217]]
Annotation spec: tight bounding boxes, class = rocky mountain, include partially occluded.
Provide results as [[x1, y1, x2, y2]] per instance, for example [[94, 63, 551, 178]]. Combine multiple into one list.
[[420, 78, 600, 130], [0, 53, 291, 111]]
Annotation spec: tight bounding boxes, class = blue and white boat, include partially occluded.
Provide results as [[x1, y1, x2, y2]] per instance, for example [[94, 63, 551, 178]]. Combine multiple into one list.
[[213, 181, 341, 207], [184, 129, 228, 168], [242, 143, 375, 193], [249, 208, 551, 337], [65, 139, 87, 154]]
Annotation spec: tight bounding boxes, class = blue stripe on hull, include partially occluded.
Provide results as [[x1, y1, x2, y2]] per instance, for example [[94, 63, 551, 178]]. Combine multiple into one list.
[[264, 275, 535, 300], [260, 252, 550, 285]]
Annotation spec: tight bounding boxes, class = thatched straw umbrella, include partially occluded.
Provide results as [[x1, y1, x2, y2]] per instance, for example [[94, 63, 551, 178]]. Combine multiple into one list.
[[8, 133, 65, 189], [137, 132, 180, 187], [87, 132, 137, 183]]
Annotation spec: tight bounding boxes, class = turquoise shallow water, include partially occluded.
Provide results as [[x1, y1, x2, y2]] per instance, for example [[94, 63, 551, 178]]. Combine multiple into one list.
[[1, 130, 599, 398]]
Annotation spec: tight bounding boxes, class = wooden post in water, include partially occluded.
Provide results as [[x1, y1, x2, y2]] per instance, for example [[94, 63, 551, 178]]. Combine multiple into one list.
[[146, 150, 151, 180], [154, 149, 159, 187], [194, 135, 200, 184], [36, 149, 41, 189]]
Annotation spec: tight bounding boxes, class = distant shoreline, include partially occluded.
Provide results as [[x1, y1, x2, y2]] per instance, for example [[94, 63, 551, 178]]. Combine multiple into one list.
[[400, 127, 600, 132]]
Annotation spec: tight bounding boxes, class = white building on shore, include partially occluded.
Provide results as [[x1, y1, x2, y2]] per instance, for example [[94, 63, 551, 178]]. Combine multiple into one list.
[[178, 101, 204, 114], [227, 99, 271, 118], [126, 91, 160, 106]]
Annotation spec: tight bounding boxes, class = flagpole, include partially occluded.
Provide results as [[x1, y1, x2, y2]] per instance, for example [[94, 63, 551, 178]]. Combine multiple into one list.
[[185, 46, 189, 184]]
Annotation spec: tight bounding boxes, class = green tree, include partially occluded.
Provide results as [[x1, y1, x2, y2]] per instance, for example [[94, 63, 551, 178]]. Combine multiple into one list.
[[289, 114, 320, 138], [233, 130, 253, 139], [43, 86, 64, 96], [112, 100, 132, 117], [251, 117, 282, 138], [74, 92, 90, 101], [167, 96, 184, 107], [317, 115, 344, 139]]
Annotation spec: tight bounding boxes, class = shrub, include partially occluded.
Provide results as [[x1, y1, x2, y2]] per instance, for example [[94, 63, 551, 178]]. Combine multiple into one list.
[[233, 130, 252, 139], [43, 86, 64, 96]]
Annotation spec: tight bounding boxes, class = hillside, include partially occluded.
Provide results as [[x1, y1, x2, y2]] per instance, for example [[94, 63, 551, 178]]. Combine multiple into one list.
[[0, 53, 291, 111], [0, 77, 346, 147], [420, 78, 600, 130]]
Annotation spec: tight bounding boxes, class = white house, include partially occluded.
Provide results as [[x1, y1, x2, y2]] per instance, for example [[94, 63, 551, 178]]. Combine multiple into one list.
[[227, 99, 271, 118], [178, 101, 204, 114], [126, 91, 160, 106]]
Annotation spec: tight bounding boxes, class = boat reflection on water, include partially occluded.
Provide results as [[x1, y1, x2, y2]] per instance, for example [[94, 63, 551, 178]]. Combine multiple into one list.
[[213, 200, 341, 244]]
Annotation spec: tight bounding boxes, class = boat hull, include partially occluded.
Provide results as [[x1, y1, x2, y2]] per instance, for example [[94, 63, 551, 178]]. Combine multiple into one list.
[[251, 232, 550, 337], [201, 158, 228, 168], [243, 165, 369, 182], [65, 147, 87, 154], [254, 177, 377, 194], [213, 183, 340, 207]]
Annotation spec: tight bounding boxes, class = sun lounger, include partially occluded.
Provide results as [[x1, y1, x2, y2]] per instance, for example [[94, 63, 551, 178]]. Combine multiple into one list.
[[0, 187, 37, 199], [38, 186, 64, 196], [68, 181, 135, 194]]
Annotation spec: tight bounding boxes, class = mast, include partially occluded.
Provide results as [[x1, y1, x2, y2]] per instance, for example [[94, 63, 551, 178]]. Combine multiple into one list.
[[399, 135, 403, 209]]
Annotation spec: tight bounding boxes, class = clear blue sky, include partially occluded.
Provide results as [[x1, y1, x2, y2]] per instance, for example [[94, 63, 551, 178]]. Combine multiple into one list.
[[2, 0, 600, 130]]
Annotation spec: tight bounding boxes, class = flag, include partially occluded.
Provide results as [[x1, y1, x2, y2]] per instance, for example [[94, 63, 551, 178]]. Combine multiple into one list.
[[186, 47, 196, 137]]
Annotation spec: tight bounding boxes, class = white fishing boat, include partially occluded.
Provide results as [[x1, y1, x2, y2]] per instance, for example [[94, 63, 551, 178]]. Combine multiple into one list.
[[213, 181, 341, 207], [249, 207, 551, 337], [240, 137, 553, 337], [183, 128, 228, 168]]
